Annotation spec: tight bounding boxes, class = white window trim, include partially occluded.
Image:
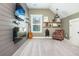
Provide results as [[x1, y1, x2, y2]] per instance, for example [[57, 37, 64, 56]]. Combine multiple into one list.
[[31, 14, 43, 33]]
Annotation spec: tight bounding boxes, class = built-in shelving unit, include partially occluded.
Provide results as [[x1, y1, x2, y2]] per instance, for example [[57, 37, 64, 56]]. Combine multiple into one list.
[[43, 22, 62, 28]]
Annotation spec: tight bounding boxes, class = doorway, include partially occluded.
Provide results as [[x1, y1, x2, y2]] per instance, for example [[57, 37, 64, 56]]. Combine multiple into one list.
[[69, 18, 79, 46]]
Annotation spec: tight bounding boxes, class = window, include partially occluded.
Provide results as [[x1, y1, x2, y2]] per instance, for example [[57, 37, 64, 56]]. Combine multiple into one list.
[[31, 15, 43, 33]]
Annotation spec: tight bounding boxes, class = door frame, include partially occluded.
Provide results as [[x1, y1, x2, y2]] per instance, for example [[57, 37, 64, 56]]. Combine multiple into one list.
[[69, 18, 79, 45], [69, 18, 79, 39]]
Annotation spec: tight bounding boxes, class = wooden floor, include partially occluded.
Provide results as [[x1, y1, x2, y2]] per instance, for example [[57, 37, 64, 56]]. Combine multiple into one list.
[[13, 38, 79, 56]]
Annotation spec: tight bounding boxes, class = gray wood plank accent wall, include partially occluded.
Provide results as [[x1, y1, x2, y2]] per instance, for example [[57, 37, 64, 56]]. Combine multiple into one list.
[[0, 3, 28, 56], [0, 3, 16, 56]]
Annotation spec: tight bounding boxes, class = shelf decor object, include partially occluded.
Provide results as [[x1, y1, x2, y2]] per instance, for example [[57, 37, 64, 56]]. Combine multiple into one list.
[[43, 8, 62, 28]]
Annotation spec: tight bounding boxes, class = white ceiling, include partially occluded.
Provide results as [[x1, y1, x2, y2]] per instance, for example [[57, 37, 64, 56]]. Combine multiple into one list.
[[27, 3, 79, 18], [27, 3, 50, 9]]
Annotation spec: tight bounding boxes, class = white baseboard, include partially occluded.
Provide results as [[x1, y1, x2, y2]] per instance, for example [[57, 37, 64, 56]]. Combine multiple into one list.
[[33, 37, 52, 39]]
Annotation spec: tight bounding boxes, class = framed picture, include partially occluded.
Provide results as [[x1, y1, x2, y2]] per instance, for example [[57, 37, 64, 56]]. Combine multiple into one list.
[[52, 23, 61, 28], [43, 16, 49, 22], [52, 23, 58, 27]]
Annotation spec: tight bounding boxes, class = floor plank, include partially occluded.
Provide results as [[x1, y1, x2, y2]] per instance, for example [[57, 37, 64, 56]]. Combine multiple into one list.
[[13, 38, 79, 56]]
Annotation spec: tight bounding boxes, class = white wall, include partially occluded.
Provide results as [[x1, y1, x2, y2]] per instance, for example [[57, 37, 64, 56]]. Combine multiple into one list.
[[29, 9, 61, 37]]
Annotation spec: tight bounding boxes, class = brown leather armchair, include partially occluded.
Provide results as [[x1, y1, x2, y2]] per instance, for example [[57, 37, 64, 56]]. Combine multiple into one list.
[[52, 29, 64, 41]]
